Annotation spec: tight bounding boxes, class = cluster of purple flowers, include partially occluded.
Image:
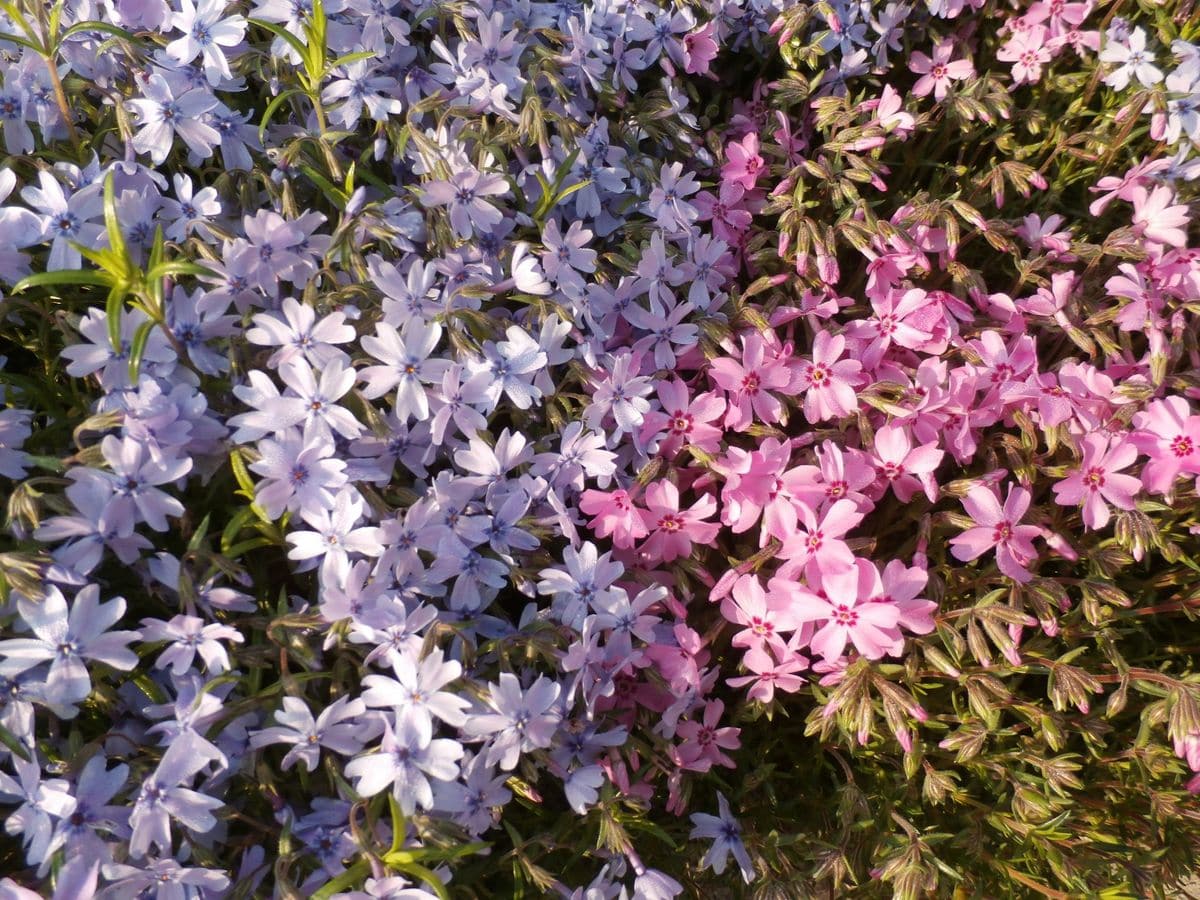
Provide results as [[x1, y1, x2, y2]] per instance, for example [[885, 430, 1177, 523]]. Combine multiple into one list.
[[0, 0, 1197, 895]]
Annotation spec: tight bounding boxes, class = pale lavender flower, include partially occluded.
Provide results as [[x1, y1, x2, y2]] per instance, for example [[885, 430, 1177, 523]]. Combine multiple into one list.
[[360, 319, 451, 421], [361, 648, 470, 743], [60, 307, 176, 392], [462, 673, 561, 770], [0, 756, 75, 866], [245, 297, 355, 369], [93, 434, 191, 534], [128, 737, 224, 857], [585, 351, 653, 437], [0, 65, 32, 154], [159, 173, 221, 241], [99, 859, 230, 899], [0, 586, 139, 707], [428, 364, 491, 444], [272, 358, 364, 441], [345, 718, 463, 815], [420, 169, 509, 239], [647, 162, 700, 231], [529, 421, 617, 493], [34, 473, 153, 575], [0, 409, 31, 479], [432, 751, 511, 834], [322, 60, 404, 127], [166, 0, 247, 86], [459, 489, 539, 558], [20, 171, 104, 270], [286, 487, 383, 581], [540, 219, 596, 297], [42, 754, 130, 871], [250, 424, 347, 520], [126, 74, 220, 165], [249, 695, 376, 771], [140, 614, 244, 674], [689, 792, 755, 883], [475, 325, 547, 410], [537, 542, 624, 626]]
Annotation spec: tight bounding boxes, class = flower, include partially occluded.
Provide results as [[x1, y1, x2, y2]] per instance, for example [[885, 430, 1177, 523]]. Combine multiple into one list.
[[1100, 26, 1163, 90], [1052, 434, 1141, 529], [249, 696, 375, 772], [949, 484, 1041, 582], [579, 489, 649, 549], [783, 560, 904, 661], [0, 585, 139, 707], [140, 614, 244, 674], [419, 169, 509, 239], [638, 480, 720, 562], [462, 673, 560, 771], [1131, 396, 1200, 494], [909, 40, 975, 99], [689, 793, 755, 882], [166, 0, 247, 86], [126, 74, 220, 165]]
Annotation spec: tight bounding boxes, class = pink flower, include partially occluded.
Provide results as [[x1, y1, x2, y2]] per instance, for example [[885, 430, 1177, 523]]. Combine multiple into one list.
[[949, 484, 1041, 583], [639, 379, 726, 455], [720, 574, 800, 654], [721, 133, 764, 190], [845, 287, 934, 368], [776, 498, 864, 579], [1131, 396, 1200, 494], [785, 440, 876, 514], [672, 700, 740, 772], [871, 423, 944, 503], [638, 480, 720, 562], [909, 41, 975, 100], [714, 438, 794, 536], [1051, 434, 1141, 529], [784, 560, 904, 661], [997, 26, 1052, 84], [681, 22, 719, 75], [793, 330, 862, 423], [726, 646, 806, 703], [1131, 185, 1190, 248], [877, 560, 937, 635], [710, 333, 791, 429], [580, 489, 649, 549]]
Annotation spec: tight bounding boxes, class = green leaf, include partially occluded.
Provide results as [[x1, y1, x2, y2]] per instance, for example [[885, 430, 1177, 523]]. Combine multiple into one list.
[[259, 88, 304, 143], [145, 260, 214, 282], [388, 862, 451, 900], [187, 513, 213, 553], [0, 721, 31, 763], [102, 173, 131, 277], [105, 283, 126, 358], [0, 29, 40, 52], [11, 270, 113, 294], [127, 319, 155, 381], [311, 859, 371, 900], [61, 20, 135, 42], [327, 49, 376, 72], [248, 19, 310, 71], [298, 164, 347, 206]]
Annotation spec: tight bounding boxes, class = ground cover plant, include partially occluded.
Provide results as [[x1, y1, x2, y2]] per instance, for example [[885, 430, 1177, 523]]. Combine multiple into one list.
[[0, 0, 1199, 896]]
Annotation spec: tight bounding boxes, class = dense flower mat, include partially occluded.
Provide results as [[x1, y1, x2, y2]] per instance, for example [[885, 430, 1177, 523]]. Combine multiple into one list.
[[0, 0, 1199, 896]]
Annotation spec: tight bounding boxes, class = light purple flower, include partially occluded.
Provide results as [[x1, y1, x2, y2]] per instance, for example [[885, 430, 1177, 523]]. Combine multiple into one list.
[[249, 695, 376, 772], [462, 673, 561, 770], [0, 586, 139, 707], [126, 74, 220, 165], [345, 717, 463, 815]]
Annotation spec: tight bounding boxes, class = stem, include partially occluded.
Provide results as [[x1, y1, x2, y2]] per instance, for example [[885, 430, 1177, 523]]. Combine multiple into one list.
[[44, 55, 82, 153]]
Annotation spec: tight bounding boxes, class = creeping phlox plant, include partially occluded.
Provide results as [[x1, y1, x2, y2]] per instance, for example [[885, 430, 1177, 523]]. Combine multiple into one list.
[[0, 0, 1199, 896]]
